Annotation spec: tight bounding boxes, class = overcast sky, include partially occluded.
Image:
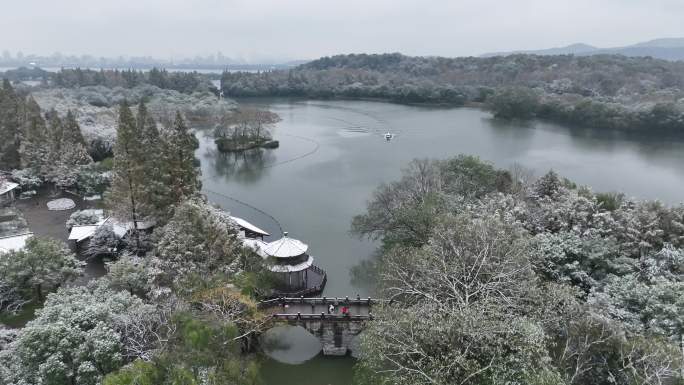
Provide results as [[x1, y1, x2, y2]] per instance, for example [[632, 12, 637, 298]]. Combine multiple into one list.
[[3, 0, 683, 62]]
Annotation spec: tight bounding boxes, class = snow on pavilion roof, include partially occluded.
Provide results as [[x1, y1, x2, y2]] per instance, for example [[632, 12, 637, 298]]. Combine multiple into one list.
[[263, 233, 308, 258], [108, 218, 156, 238], [231, 216, 270, 236], [68, 224, 101, 242], [0, 232, 33, 254], [0, 181, 19, 195]]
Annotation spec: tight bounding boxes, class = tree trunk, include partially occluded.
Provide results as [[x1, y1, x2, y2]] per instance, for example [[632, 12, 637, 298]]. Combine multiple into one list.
[[35, 284, 43, 302], [123, 160, 142, 251], [680, 333, 683, 380]]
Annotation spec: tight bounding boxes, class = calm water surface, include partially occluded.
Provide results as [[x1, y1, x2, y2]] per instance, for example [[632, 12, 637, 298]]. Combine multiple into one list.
[[197, 99, 684, 385]]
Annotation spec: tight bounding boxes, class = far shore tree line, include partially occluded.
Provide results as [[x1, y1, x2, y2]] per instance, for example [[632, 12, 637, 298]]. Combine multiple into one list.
[[59, 67, 211, 95], [5, 52, 684, 134], [220, 53, 684, 133]]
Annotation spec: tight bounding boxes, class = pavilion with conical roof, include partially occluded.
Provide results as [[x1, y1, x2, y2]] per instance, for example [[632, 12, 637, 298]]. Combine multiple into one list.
[[262, 232, 326, 295]]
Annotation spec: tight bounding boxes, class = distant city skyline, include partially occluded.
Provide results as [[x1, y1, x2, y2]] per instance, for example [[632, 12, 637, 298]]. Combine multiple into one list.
[[2, 0, 683, 63]]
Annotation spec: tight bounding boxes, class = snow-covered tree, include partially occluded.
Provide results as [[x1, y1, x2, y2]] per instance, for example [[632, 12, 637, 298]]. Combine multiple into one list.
[[63, 109, 87, 146], [65, 209, 103, 230], [0, 237, 83, 302], [530, 231, 635, 292], [0, 79, 22, 170], [5, 282, 156, 385], [19, 97, 51, 175], [107, 102, 147, 249], [75, 162, 112, 196], [135, 102, 173, 220], [151, 198, 244, 291], [106, 253, 150, 297], [10, 168, 42, 190], [40, 110, 92, 189], [534, 169, 563, 199], [164, 111, 201, 205], [84, 222, 121, 259]]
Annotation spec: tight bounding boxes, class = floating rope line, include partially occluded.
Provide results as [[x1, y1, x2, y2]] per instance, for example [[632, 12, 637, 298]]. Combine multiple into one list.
[[202, 185, 284, 237], [261, 133, 320, 169], [200, 130, 323, 238]]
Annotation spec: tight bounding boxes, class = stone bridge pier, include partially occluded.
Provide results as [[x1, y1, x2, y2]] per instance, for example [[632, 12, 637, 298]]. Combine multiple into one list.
[[291, 318, 366, 356], [260, 296, 379, 356]]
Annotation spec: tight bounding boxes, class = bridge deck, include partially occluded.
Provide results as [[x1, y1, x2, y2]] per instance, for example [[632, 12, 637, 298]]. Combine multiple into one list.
[[260, 297, 378, 321]]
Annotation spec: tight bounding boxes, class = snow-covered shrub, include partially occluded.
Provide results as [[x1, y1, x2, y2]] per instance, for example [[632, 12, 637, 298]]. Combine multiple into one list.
[[10, 168, 42, 190], [88, 138, 115, 161], [65, 209, 103, 230], [76, 87, 111, 107], [105, 253, 150, 296], [76, 163, 111, 195], [5, 282, 157, 385], [85, 223, 121, 259]]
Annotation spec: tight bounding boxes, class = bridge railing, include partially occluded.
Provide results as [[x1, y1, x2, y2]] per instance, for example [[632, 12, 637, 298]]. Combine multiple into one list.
[[271, 313, 372, 321], [259, 296, 388, 309]]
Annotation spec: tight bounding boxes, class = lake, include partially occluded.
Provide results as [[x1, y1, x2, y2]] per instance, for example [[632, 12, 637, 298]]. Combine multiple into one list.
[[196, 99, 684, 385]]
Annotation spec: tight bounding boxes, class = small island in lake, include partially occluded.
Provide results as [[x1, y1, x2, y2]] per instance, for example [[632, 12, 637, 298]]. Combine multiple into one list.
[[214, 106, 281, 152]]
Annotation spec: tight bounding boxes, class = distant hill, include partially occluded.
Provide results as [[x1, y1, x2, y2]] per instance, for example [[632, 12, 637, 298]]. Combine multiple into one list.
[[481, 38, 684, 61], [633, 38, 684, 48], [482, 43, 598, 57]]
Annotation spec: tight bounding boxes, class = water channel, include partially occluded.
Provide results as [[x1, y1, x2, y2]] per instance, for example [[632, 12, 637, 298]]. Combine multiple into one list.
[[197, 99, 684, 385]]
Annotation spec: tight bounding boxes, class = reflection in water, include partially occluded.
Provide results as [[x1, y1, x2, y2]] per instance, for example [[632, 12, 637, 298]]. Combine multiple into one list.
[[261, 326, 322, 364], [349, 254, 380, 296], [260, 355, 356, 385], [209, 147, 275, 183]]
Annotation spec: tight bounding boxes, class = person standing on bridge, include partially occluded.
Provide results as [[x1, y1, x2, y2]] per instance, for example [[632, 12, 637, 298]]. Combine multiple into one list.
[[328, 304, 335, 314]]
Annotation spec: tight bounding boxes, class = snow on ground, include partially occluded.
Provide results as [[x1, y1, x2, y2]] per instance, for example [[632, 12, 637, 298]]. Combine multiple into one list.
[[47, 198, 76, 211]]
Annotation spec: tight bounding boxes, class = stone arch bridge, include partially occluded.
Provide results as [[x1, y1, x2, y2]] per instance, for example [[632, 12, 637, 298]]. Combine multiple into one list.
[[259, 296, 380, 356]]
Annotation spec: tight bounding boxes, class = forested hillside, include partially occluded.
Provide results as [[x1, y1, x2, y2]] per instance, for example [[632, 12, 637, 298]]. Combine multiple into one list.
[[52, 68, 211, 94], [221, 53, 684, 132]]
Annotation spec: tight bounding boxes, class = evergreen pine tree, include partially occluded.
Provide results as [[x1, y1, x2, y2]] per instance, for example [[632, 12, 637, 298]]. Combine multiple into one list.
[[135, 102, 174, 220], [20, 97, 51, 176], [107, 102, 146, 250], [0, 80, 21, 170], [42, 111, 92, 189], [44, 113, 64, 186], [165, 111, 201, 204], [108, 103, 196, 230], [63, 110, 87, 146]]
